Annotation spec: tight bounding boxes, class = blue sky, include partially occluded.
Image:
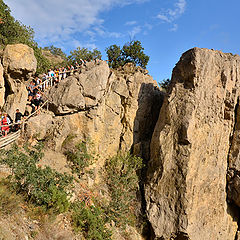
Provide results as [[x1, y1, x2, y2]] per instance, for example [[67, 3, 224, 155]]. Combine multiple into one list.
[[4, 0, 240, 83]]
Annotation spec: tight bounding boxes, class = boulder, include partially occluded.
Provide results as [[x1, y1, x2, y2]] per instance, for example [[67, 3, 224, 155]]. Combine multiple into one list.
[[25, 113, 54, 141], [47, 61, 110, 115], [2, 44, 37, 119], [47, 76, 85, 115], [0, 63, 5, 108], [145, 48, 240, 240], [3, 82, 28, 119], [3, 43, 37, 78]]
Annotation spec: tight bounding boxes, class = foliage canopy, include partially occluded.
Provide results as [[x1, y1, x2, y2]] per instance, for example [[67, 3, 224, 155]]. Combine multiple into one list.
[[106, 40, 149, 69], [0, 143, 73, 213], [43, 45, 67, 60], [0, 0, 50, 74], [158, 78, 171, 91], [67, 47, 102, 65]]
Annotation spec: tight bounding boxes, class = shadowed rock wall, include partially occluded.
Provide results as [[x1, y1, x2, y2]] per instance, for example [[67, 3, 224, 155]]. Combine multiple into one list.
[[145, 48, 240, 240]]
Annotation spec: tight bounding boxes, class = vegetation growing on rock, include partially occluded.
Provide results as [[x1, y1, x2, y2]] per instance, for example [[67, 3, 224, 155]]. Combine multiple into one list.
[[158, 78, 171, 91], [43, 45, 67, 60], [68, 47, 102, 64], [0, 143, 73, 213], [0, 141, 144, 239], [71, 201, 112, 240], [64, 140, 95, 178], [103, 153, 143, 228], [106, 40, 149, 69]]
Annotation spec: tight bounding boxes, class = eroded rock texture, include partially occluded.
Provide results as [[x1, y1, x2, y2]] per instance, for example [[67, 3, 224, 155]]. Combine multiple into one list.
[[3, 43, 37, 76], [47, 61, 110, 114], [145, 48, 240, 240], [0, 63, 5, 108], [26, 62, 163, 160], [2, 44, 37, 118]]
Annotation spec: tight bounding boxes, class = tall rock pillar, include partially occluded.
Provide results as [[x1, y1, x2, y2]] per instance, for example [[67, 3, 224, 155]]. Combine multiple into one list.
[[145, 48, 240, 240]]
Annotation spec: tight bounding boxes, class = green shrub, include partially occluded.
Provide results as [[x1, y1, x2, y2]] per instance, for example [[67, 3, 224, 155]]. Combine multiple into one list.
[[0, 143, 73, 213], [71, 201, 111, 240], [64, 141, 94, 178], [104, 153, 143, 227], [67, 47, 102, 65]]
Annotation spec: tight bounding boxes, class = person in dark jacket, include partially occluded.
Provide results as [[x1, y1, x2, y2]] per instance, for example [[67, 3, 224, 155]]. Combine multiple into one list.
[[14, 109, 23, 131]]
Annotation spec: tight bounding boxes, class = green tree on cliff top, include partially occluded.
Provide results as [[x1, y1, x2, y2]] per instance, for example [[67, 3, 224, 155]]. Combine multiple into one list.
[[67, 47, 102, 65], [106, 40, 149, 69]]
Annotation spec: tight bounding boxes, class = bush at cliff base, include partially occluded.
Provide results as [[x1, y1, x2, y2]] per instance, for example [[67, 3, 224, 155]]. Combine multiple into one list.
[[0, 143, 73, 213], [104, 153, 143, 227]]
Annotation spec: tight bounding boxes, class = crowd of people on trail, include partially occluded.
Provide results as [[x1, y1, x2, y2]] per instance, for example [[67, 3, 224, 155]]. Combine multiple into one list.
[[38, 59, 101, 90], [0, 59, 101, 138], [26, 61, 84, 115]]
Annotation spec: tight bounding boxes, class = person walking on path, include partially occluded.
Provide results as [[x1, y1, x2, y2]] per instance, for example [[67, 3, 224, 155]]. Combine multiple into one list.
[[2, 113, 10, 136], [14, 109, 24, 131]]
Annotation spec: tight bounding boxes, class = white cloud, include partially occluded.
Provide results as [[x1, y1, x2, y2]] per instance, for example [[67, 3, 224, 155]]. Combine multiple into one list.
[[84, 43, 98, 50], [128, 26, 141, 38], [4, 0, 146, 47], [143, 23, 153, 35], [125, 20, 137, 26], [176, 0, 186, 15], [156, 0, 186, 23], [85, 25, 123, 41], [156, 14, 171, 22], [144, 23, 153, 30], [169, 24, 178, 32]]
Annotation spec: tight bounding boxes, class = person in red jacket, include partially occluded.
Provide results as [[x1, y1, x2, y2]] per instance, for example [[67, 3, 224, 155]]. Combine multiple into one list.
[[2, 113, 10, 136]]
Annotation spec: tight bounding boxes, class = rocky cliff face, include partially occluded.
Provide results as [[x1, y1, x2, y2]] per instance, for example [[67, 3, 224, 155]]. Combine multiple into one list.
[[2, 44, 37, 118], [26, 61, 163, 162], [145, 48, 240, 240], [4, 44, 240, 240]]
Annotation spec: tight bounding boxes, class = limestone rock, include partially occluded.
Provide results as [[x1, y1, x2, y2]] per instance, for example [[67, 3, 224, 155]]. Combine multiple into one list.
[[2, 44, 37, 119], [0, 63, 5, 108], [25, 113, 54, 141], [47, 76, 85, 114], [3, 82, 28, 119], [3, 43, 37, 78], [77, 60, 110, 104], [145, 48, 240, 240], [235, 231, 240, 240], [33, 62, 162, 161], [111, 225, 144, 240], [227, 102, 240, 208], [47, 61, 110, 115]]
